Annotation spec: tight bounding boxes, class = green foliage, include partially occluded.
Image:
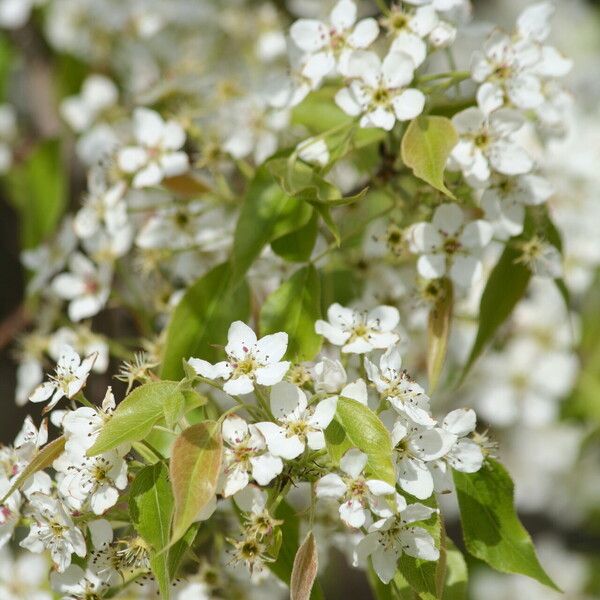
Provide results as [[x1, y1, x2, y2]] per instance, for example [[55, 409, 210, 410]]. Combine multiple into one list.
[[269, 500, 300, 584], [271, 209, 318, 262], [443, 539, 468, 600], [400, 116, 458, 199], [161, 262, 250, 379], [231, 163, 312, 278], [260, 264, 322, 361], [88, 381, 206, 455], [329, 397, 396, 486], [170, 421, 222, 544], [5, 139, 67, 248], [462, 246, 531, 377], [453, 458, 558, 590]]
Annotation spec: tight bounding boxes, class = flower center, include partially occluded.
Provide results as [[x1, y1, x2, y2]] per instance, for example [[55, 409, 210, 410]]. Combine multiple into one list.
[[443, 237, 461, 255]]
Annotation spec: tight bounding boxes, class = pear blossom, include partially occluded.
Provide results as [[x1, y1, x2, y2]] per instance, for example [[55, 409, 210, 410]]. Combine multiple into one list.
[[58, 450, 128, 515], [117, 107, 188, 188], [517, 236, 563, 279], [188, 321, 290, 395], [21, 217, 77, 294], [0, 0, 42, 29], [0, 477, 21, 549], [315, 303, 400, 354], [481, 174, 554, 238], [255, 382, 336, 459], [383, 410, 455, 499], [316, 448, 395, 528], [220, 415, 283, 497], [354, 494, 439, 584], [448, 107, 534, 187], [20, 493, 87, 572], [313, 358, 369, 405], [60, 74, 118, 132], [0, 547, 52, 600], [50, 564, 110, 600], [365, 345, 435, 427], [290, 0, 379, 77], [51, 252, 112, 322], [408, 203, 493, 288], [48, 326, 109, 374], [383, 3, 440, 68], [29, 345, 97, 411], [439, 408, 483, 473], [335, 50, 425, 131]]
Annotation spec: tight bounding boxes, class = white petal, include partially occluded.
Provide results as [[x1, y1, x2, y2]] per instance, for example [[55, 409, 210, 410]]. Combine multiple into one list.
[[330, 0, 356, 30], [222, 415, 249, 445], [399, 527, 439, 561], [410, 428, 457, 461], [159, 152, 188, 177], [133, 107, 165, 147], [372, 546, 399, 584], [223, 465, 250, 497], [306, 429, 326, 450], [382, 51, 415, 88], [223, 376, 254, 395], [269, 381, 306, 419], [339, 499, 366, 528], [250, 453, 283, 485], [335, 87, 363, 117], [255, 361, 290, 386], [460, 220, 493, 248], [225, 321, 257, 360], [347, 18, 379, 49], [450, 255, 482, 288], [417, 253, 446, 279], [391, 32, 427, 69], [401, 503, 437, 524], [366, 479, 395, 496], [310, 396, 337, 430], [255, 332, 288, 363], [448, 439, 483, 473], [489, 141, 533, 176], [396, 457, 434, 499], [316, 473, 347, 498], [392, 88, 425, 121], [442, 408, 476, 436], [132, 162, 163, 188], [432, 203, 464, 235], [340, 448, 368, 479], [290, 19, 329, 52]]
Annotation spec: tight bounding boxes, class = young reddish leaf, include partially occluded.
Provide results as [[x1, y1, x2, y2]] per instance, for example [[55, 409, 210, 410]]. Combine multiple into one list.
[[170, 421, 222, 544], [290, 531, 319, 600]]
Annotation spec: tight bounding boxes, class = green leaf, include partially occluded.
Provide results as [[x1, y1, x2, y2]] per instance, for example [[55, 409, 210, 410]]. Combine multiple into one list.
[[0, 436, 65, 503], [443, 539, 468, 600], [259, 265, 322, 362], [462, 246, 531, 378], [231, 164, 312, 279], [0, 34, 13, 99], [5, 139, 67, 248], [88, 381, 206, 455], [271, 209, 318, 262], [290, 532, 319, 600], [427, 278, 453, 393], [170, 421, 222, 544], [333, 397, 396, 485], [400, 116, 458, 199], [161, 262, 250, 379], [453, 458, 559, 590], [268, 500, 300, 585], [163, 391, 186, 430], [129, 463, 175, 599], [398, 554, 438, 600]]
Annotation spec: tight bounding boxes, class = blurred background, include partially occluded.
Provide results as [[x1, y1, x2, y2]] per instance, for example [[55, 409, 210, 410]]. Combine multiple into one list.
[[1, 1, 600, 598]]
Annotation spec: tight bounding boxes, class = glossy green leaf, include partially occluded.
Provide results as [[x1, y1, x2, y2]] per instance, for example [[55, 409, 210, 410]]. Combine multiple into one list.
[[129, 463, 174, 599], [290, 532, 319, 600], [333, 397, 396, 485], [453, 458, 559, 590], [401, 116, 458, 199], [170, 421, 222, 544], [462, 246, 531, 378], [271, 209, 318, 262], [259, 265, 322, 362], [88, 381, 206, 455], [0, 436, 65, 503], [5, 139, 67, 248], [231, 164, 312, 279], [443, 539, 468, 600], [161, 262, 250, 379]]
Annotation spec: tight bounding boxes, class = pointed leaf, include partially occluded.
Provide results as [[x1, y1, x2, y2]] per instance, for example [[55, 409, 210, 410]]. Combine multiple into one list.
[[259, 265, 322, 362], [427, 278, 453, 393], [170, 421, 222, 544], [161, 262, 250, 379], [291, 532, 319, 600], [401, 116, 458, 199], [453, 458, 559, 590]]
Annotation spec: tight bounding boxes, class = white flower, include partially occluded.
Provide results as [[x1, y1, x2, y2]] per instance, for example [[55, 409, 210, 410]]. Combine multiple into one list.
[[58, 450, 128, 515], [0, 546, 52, 600], [0, 103, 16, 173], [408, 203, 493, 287], [74, 170, 129, 241], [21, 218, 77, 294], [15, 356, 44, 407], [20, 493, 86, 572], [517, 237, 563, 279], [222, 98, 289, 165], [316, 303, 400, 353], [61, 387, 118, 455], [354, 494, 439, 584], [29, 345, 97, 411], [384, 4, 440, 68], [440, 409, 483, 473], [50, 564, 110, 600], [117, 107, 188, 188], [51, 252, 112, 322], [365, 345, 435, 427], [0, 477, 21, 549], [481, 174, 554, 238], [316, 448, 395, 528], [383, 411, 455, 499], [0, 0, 41, 29], [313, 357, 369, 405], [297, 137, 330, 166], [49, 326, 109, 373], [255, 382, 337, 459], [290, 0, 379, 77], [448, 107, 533, 187], [188, 321, 290, 395], [220, 415, 283, 497], [60, 75, 118, 132], [335, 50, 425, 131]]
